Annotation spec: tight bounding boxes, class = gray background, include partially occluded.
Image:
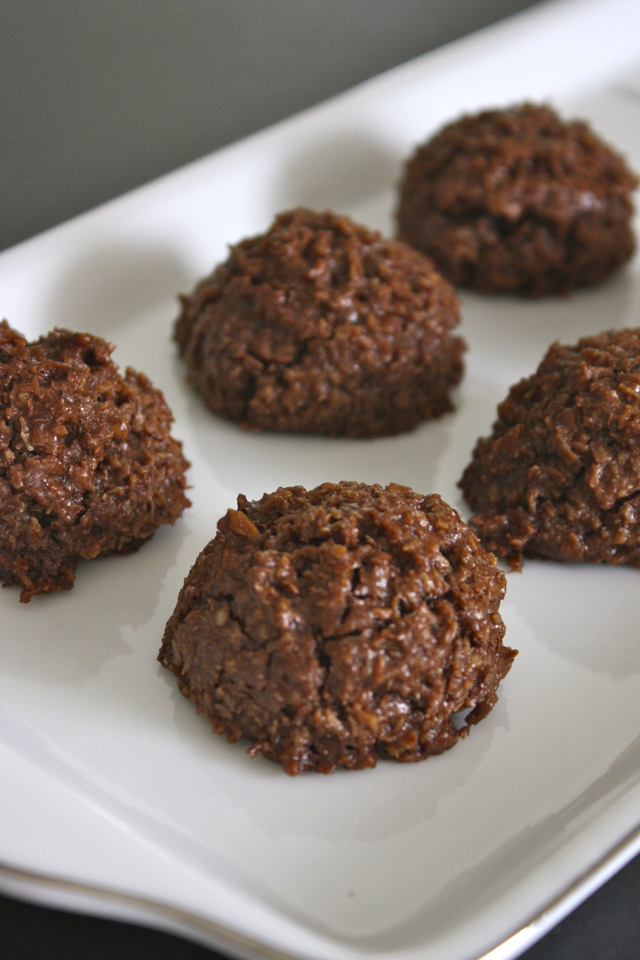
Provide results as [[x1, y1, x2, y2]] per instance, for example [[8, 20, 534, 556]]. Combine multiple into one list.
[[3, 0, 541, 252], [2, 2, 640, 959]]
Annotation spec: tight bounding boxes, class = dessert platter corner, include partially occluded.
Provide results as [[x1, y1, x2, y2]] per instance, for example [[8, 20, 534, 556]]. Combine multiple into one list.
[[2, 1, 640, 959]]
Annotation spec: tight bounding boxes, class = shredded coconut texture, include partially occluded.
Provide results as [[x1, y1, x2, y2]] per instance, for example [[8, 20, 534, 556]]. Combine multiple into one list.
[[460, 328, 640, 568], [159, 481, 515, 775], [0, 321, 190, 601], [175, 208, 464, 436], [397, 103, 637, 296]]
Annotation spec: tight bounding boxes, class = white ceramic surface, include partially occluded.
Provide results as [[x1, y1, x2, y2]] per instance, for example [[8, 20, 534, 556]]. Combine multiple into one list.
[[2, 1, 640, 958]]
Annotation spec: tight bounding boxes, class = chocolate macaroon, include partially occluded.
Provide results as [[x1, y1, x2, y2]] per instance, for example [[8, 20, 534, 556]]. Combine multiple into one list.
[[175, 208, 464, 437], [159, 481, 515, 775], [0, 321, 190, 601], [397, 103, 638, 296], [460, 328, 640, 568]]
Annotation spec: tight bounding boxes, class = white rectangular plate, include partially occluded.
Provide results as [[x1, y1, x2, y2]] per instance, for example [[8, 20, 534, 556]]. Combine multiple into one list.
[[2, 1, 640, 958]]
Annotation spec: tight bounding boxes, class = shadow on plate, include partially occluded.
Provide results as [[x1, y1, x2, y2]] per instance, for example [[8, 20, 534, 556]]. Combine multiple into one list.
[[180, 383, 457, 505], [272, 129, 402, 219], [505, 561, 640, 680], [44, 241, 192, 338], [0, 520, 189, 687], [462, 266, 638, 379], [162, 635, 509, 844]]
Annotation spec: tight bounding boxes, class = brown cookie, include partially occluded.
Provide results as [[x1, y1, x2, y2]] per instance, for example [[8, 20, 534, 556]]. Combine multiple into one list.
[[0, 321, 190, 601], [175, 208, 464, 437], [460, 328, 640, 568], [159, 481, 515, 774], [397, 103, 638, 296]]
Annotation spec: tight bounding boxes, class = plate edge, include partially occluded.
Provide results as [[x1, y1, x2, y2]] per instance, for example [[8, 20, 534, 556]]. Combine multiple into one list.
[[2, 817, 640, 960]]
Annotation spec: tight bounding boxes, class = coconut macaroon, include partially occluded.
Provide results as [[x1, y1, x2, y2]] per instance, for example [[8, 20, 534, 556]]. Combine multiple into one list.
[[397, 103, 638, 296], [460, 328, 640, 568], [175, 208, 465, 437], [0, 321, 190, 601], [159, 481, 515, 775]]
